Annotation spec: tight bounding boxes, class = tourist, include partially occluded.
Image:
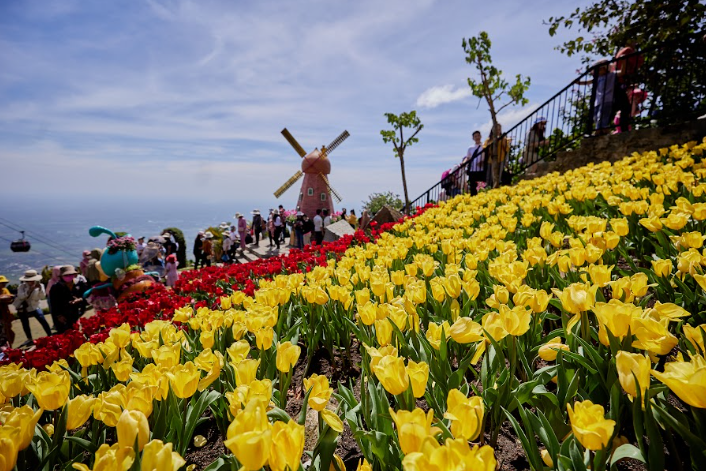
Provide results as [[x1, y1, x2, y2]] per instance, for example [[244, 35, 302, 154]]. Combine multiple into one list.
[[612, 41, 644, 133], [463, 130, 485, 196], [347, 209, 357, 228], [236, 213, 247, 252], [162, 233, 177, 257], [278, 205, 287, 244], [313, 209, 323, 245], [294, 212, 305, 250], [13, 269, 52, 344], [136, 237, 146, 258], [193, 231, 204, 269], [303, 214, 313, 245], [0, 275, 14, 349], [579, 59, 616, 134], [484, 123, 509, 188], [273, 210, 283, 250], [201, 232, 213, 267], [522, 118, 548, 168], [79, 250, 91, 276], [164, 254, 179, 287], [84, 249, 104, 285], [323, 209, 331, 229], [228, 226, 238, 260], [252, 209, 262, 246], [50, 266, 87, 334], [267, 209, 275, 247], [441, 165, 461, 198], [341, 208, 347, 220], [221, 232, 232, 264]]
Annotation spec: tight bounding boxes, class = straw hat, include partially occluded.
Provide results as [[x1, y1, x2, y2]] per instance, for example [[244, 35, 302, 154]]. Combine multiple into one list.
[[60, 266, 78, 276], [204, 231, 214, 239], [235, 213, 243, 218], [19, 269, 42, 282], [252, 209, 261, 215], [0, 275, 9, 283]]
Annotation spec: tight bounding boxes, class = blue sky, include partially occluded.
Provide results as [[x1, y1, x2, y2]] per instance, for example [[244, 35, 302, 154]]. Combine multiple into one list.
[[0, 0, 592, 214]]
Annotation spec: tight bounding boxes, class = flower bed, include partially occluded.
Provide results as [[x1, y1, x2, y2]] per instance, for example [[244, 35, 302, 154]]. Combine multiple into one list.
[[2, 142, 706, 471]]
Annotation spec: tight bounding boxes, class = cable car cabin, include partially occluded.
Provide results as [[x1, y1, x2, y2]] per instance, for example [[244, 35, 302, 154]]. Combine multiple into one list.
[[11, 232, 31, 252], [11, 239, 31, 252]]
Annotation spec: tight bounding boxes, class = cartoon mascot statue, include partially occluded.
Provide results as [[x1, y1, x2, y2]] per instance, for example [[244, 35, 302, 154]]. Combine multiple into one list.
[[87, 226, 156, 303]]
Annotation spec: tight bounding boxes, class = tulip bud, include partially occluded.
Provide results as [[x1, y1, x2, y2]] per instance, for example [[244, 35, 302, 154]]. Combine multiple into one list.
[[117, 409, 150, 451]]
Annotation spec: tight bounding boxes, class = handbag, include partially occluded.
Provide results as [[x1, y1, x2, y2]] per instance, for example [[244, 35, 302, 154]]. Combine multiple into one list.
[[221, 253, 230, 262]]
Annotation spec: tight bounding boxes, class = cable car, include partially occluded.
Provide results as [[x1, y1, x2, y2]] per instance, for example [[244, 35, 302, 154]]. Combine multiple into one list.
[[10, 231, 31, 253]]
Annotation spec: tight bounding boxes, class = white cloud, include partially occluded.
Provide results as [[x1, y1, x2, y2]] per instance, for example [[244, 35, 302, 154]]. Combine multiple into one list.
[[416, 84, 472, 108]]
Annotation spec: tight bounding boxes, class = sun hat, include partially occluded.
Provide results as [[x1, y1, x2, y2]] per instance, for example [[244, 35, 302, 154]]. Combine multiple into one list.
[[534, 116, 547, 125], [235, 213, 243, 218], [19, 269, 42, 282], [204, 231, 214, 239], [252, 209, 260, 215], [223, 231, 231, 236], [166, 254, 177, 263], [0, 275, 9, 283], [198, 231, 205, 236], [60, 266, 78, 276]]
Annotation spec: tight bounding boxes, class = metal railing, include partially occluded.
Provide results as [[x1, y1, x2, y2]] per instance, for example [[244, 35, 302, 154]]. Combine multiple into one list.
[[411, 36, 706, 209]]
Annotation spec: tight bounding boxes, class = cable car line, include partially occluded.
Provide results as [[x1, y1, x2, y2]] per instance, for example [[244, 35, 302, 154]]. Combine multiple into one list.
[[0, 217, 78, 258]]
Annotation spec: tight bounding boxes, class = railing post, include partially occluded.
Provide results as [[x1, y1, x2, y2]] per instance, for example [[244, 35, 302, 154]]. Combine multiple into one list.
[[585, 66, 598, 136]]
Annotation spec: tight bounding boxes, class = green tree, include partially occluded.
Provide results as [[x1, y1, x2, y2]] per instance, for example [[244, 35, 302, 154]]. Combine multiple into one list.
[[361, 191, 404, 216], [463, 32, 530, 164], [380, 111, 423, 214], [546, 0, 706, 61], [162, 227, 187, 269]]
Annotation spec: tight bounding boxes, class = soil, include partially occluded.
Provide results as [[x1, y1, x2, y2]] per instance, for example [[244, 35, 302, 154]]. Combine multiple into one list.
[[491, 422, 530, 471], [183, 414, 227, 470]]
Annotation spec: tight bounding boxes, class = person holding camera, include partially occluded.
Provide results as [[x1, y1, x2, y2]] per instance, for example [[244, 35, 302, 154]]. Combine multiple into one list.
[[13, 269, 52, 347]]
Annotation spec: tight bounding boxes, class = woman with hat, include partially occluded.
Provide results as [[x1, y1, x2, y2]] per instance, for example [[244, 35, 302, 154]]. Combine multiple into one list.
[[236, 213, 248, 252], [251, 210, 262, 246], [201, 231, 214, 267], [13, 269, 52, 346], [294, 212, 305, 250], [49, 266, 87, 334], [164, 254, 180, 287], [0, 275, 14, 349]]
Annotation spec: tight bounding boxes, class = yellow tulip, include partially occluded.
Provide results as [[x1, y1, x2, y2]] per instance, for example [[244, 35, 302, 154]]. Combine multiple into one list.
[[631, 317, 678, 356], [255, 327, 274, 350], [364, 345, 398, 370], [140, 439, 186, 471], [651, 259, 672, 278], [74, 342, 103, 368], [226, 339, 250, 364], [224, 399, 272, 470], [406, 360, 429, 398], [2, 405, 42, 450], [553, 282, 596, 315], [357, 301, 377, 326], [389, 407, 440, 454], [276, 341, 302, 373], [94, 386, 126, 427], [444, 389, 484, 441], [449, 317, 483, 344], [651, 354, 706, 408], [538, 337, 570, 361], [615, 351, 651, 400], [117, 409, 149, 451], [152, 344, 181, 369], [356, 459, 373, 471], [234, 359, 260, 387], [303, 374, 333, 411], [593, 299, 641, 345], [649, 301, 690, 321], [684, 324, 706, 354], [269, 420, 305, 471], [372, 355, 409, 396], [587, 264, 613, 287], [66, 395, 97, 430], [425, 321, 450, 350], [167, 362, 200, 399], [108, 323, 131, 349], [72, 443, 135, 471], [375, 318, 393, 346], [321, 409, 344, 432], [0, 366, 31, 399], [0, 425, 19, 471], [27, 371, 71, 410], [567, 400, 615, 450], [639, 216, 663, 232], [199, 329, 215, 349]]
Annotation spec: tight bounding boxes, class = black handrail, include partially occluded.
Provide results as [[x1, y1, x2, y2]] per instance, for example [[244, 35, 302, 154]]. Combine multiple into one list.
[[411, 36, 706, 209]]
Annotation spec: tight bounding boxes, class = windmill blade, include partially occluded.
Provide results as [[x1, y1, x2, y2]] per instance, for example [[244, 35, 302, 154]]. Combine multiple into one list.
[[281, 128, 307, 158], [325, 130, 350, 155], [274, 170, 303, 198], [319, 174, 342, 203]]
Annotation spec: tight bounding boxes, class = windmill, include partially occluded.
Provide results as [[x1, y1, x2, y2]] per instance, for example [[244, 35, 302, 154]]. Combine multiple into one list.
[[274, 128, 349, 218]]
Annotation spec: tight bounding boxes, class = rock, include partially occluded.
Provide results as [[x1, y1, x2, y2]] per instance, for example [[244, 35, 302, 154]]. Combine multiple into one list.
[[371, 205, 404, 226], [324, 220, 356, 242]]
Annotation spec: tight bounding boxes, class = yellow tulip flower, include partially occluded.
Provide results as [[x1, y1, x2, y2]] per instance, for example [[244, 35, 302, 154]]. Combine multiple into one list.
[[406, 360, 429, 398], [615, 351, 651, 400], [389, 407, 440, 454], [167, 362, 200, 399], [651, 259, 673, 278], [449, 317, 483, 344], [538, 337, 570, 361], [0, 425, 19, 471], [567, 400, 615, 450], [321, 409, 344, 432], [631, 317, 678, 356], [375, 318, 393, 346], [94, 386, 126, 427], [117, 409, 149, 451], [683, 324, 706, 354], [140, 440, 186, 471], [2, 405, 42, 450], [303, 374, 333, 411], [372, 355, 409, 396], [27, 371, 70, 411], [224, 400, 272, 470], [444, 389, 484, 440], [66, 395, 97, 431], [72, 443, 135, 471], [651, 354, 706, 408], [226, 339, 250, 364], [234, 359, 260, 387], [268, 420, 305, 471], [108, 323, 131, 349]]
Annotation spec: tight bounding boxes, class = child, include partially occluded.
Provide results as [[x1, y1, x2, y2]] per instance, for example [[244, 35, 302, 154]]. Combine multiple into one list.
[[164, 254, 179, 287]]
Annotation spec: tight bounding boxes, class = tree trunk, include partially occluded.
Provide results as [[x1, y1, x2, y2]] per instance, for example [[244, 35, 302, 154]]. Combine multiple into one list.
[[399, 152, 410, 215]]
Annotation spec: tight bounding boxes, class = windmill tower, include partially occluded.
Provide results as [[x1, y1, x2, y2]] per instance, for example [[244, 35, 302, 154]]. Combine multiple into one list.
[[274, 128, 349, 218]]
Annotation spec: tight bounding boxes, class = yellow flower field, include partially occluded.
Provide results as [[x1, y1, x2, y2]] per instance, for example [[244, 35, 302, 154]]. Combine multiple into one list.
[[2, 140, 706, 470]]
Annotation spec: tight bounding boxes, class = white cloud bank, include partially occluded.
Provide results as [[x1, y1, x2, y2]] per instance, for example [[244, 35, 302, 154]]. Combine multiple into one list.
[[416, 84, 472, 109]]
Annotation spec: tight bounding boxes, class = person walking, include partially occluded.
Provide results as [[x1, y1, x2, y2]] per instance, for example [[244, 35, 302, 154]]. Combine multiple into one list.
[[347, 210, 357, 229], [201, 232, 213, 268], [193, 231, 204, 269], [13, 269, 52, 345], [164, 254, 179, 287], [313, 209, 324, 245], [252, 210, 262, 246], [484, 123, 509, 189], [278, 205, 287, 245], [0, 275, 14, 350], [464, 130, 486, 196], [273, 210, 283, 250], [221, 232, 233, 264], [294, 212, 305, 250], [49, 266, 87, 334], [267, 210, 275, 247], [522, 118, 548, 167], [236, 213, 248, 252]]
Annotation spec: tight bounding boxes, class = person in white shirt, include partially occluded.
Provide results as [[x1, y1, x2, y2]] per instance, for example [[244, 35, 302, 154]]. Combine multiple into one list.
[[323, 209, 331, 228], [273, 210, 283, 250], [313, 209, 324, 246], [463, 130, 486, 196], [222, 232, 233, 263], [13, 269, 52, 345]]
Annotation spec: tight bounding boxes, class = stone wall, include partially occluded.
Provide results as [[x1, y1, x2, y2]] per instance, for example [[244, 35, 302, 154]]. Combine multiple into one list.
[[523, 119, 706, 180]]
